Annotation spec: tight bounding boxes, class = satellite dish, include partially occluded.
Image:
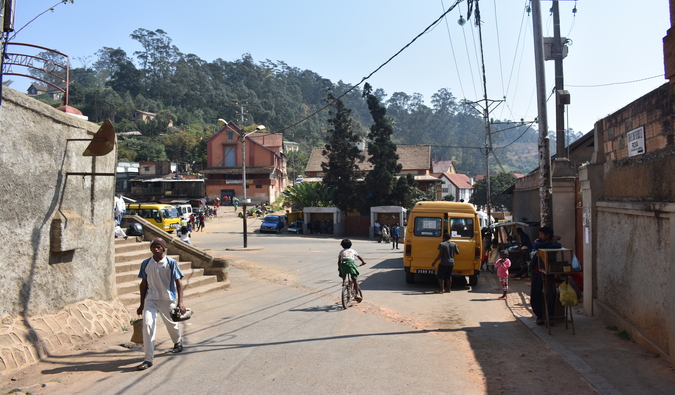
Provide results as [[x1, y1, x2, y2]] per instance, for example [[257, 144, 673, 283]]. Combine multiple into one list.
[[83, 119, 116, 156]]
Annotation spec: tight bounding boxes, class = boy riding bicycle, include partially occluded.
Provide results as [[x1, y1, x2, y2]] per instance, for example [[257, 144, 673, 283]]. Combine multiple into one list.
[[338, 239, 366, 302]]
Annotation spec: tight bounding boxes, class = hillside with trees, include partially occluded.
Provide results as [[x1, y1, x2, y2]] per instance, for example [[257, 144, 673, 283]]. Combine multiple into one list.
[[29, 28, 582, 177]]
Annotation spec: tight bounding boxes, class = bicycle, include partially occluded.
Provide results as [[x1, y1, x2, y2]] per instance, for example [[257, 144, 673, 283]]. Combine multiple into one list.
[[341, 267, 364, 309]]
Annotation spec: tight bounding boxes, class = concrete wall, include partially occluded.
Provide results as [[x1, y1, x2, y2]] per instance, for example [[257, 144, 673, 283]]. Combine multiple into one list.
[[579, 79, 675, 362], [0, 87, 119, 316], [585, 147, 675, 361]]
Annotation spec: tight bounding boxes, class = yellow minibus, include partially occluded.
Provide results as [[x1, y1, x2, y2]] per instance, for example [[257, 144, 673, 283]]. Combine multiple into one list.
[[403, 202, 482, 286], [125, 203, 181, 233]]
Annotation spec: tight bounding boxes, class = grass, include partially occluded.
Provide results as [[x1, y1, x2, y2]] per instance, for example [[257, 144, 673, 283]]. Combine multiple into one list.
[[607, 325, 633, 341], [617, 330, 633, 341]]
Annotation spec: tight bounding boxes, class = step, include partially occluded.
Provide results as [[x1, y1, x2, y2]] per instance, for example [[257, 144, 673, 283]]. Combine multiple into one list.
[[115, 255, 190, 275], [118, 278, 228, 309], [116, 264, 208, 295], [116, 261, 198, 284]]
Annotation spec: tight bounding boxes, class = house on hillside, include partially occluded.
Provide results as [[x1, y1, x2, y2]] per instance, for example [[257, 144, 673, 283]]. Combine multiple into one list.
[[305, 144, 441, 194], [27, 82, 66, 101], [203, 121, 287, 204], [437, 172, 473, 202], [130, 110, 174, 127]]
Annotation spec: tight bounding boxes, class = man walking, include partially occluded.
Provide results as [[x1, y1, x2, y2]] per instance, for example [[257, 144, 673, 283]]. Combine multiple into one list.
[[431, 233, 459, 293], [136, 238, 186, 370]]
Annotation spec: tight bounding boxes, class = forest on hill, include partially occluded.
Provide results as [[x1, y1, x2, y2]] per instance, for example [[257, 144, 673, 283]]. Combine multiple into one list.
[[27, 28, 582, 177]]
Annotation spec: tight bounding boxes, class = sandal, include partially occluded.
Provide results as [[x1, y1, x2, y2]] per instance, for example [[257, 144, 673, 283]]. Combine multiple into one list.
[[434, 290, 444, 294], [172, 342, 183, 353], [355, 295, 363, 302], [137, 361, 153, 370]]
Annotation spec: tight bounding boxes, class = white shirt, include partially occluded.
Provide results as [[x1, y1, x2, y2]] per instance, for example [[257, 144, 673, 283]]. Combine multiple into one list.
[[143, 256, 175, 301]]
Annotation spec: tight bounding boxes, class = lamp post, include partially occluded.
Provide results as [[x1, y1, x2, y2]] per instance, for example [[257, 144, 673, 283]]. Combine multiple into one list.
[[217, 119, 265, 248]]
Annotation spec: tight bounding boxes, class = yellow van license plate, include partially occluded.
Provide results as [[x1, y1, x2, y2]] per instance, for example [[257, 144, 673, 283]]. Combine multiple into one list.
[[416, 269, 436, 274]]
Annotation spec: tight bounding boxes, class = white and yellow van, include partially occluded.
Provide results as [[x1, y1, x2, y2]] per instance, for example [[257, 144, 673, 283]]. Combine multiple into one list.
[[125, 203, 181, 233], [403, 202, 483, 286]]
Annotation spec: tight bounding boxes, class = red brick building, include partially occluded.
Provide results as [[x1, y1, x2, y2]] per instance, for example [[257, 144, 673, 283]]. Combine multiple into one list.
[[204, 122, 287, 204]]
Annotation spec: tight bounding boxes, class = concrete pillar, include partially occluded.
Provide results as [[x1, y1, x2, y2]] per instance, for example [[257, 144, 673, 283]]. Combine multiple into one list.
[[551, 176, 576, 248], [579, 163, 603, 315]]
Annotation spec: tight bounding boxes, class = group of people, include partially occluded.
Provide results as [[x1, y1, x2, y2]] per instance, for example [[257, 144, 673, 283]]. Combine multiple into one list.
[[479, 225, 562, 325], [373, 221, 401, 249]]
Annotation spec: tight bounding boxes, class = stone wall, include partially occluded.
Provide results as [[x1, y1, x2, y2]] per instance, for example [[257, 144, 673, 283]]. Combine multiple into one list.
[[0, 87, 127, 372]]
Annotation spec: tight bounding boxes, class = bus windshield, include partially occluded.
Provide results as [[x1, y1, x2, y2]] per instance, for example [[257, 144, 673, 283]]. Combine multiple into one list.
[[162, 208, 180, 219]]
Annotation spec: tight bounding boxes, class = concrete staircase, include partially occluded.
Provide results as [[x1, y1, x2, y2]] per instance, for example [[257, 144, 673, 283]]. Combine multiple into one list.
[[114, 238, 227, 309]]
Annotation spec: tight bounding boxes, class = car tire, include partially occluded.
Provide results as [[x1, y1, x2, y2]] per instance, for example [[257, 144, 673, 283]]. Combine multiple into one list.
[[405, 272, 414, 284], [468, 275, 478, 286]]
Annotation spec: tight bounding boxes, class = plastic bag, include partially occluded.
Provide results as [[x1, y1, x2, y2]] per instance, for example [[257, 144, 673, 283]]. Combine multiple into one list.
[[559, 281, 578, 306], [131, 318, 143, 343], [572, 254, 582, 272]]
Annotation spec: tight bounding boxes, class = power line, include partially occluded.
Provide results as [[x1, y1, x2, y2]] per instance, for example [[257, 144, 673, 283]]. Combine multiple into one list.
[[276, 0, 466, 134], [441, 0, 466, 99], [567, 74, 663, 88]]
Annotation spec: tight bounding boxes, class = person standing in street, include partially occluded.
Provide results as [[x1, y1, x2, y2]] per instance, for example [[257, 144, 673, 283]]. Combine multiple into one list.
[[529, 226, 561, 325], [114, 193, 125, 225], [391, 223, 400, 249], [136, 238, 186, 370], [431, 233, 459, 293], [374, 220, 381, 242]]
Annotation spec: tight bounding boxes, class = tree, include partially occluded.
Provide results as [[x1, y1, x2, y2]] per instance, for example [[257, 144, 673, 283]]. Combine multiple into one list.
[[321, 94, 364, 212], [362, 83, 415, 207], [469, 173, 517, 212], [282, 182, 335, 211]]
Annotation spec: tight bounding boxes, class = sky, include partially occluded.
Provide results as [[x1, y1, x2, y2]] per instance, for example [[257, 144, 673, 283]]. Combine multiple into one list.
[[4, 0, 671, 137]]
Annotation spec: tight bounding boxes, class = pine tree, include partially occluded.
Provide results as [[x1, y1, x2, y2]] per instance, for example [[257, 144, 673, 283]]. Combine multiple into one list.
[[362, 83, 415, 207], [321, 94, 363, 212]]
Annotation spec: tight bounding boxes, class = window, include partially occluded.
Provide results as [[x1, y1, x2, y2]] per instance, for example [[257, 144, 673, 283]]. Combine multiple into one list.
[[224, 146, 236, 166], [228, 131, 234, 140], [449, 218, 474, 238], [255, 185, 262, 189], [413, 217, 442, 237], [442, 188, 448, 193]]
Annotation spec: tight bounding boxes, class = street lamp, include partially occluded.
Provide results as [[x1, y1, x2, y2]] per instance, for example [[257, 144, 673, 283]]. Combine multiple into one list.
[[217, 119, 266, 248]]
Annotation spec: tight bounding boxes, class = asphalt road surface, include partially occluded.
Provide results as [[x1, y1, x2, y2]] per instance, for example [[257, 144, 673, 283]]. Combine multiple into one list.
[[4, 215, 601, 394]]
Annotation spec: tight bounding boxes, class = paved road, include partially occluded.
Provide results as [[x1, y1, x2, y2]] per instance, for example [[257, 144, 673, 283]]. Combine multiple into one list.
[[5, 213, 674, 394]]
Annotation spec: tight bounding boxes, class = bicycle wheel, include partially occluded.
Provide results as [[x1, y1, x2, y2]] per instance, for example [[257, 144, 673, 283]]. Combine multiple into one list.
[[341, 283, 351, 309]]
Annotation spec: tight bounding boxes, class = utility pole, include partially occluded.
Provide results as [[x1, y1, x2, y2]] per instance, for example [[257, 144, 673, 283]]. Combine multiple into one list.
[[532, 0, 553, 228], [552, 0, 573, 176]]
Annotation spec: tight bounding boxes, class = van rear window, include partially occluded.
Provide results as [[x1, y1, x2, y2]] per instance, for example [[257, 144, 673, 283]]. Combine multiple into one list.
[[413, 217, 442, 237], [450, 218, 474, 238]]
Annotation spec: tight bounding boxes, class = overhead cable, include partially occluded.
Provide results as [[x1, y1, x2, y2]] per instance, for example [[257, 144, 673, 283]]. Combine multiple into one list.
[[276, 0, 466, 134]]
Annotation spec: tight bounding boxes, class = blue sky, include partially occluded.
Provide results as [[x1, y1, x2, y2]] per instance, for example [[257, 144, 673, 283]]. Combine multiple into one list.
[[6, 0, 671, 136]]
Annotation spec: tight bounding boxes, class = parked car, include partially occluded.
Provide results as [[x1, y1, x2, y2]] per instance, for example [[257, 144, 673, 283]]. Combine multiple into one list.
[[287, 220, 304, 234], [259, 215, 284, 233]]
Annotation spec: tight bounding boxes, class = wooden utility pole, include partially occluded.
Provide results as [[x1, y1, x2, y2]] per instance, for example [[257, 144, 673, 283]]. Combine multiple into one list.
[[532, 0, 553, 227]]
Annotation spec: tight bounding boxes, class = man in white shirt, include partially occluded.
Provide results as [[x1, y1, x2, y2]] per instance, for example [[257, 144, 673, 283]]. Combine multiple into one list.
[[136, 238, 186, 370], [114, 193, 125, 225]]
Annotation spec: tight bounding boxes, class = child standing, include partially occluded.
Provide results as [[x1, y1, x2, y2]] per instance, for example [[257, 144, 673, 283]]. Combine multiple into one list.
[[337, 239, 366, 302], [495, 250, 511, 300]]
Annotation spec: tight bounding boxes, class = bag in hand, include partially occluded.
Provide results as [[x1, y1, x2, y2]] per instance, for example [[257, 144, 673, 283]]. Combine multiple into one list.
[[130, 318, 143, 344], [171, 307, 193, 322]]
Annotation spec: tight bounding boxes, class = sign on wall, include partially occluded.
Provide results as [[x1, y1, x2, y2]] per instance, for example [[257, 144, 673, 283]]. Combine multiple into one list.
[[627, 126, 645, 157]]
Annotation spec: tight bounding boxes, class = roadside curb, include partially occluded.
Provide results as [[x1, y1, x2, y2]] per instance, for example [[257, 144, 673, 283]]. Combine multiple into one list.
[[489, 272, 622, 395]]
